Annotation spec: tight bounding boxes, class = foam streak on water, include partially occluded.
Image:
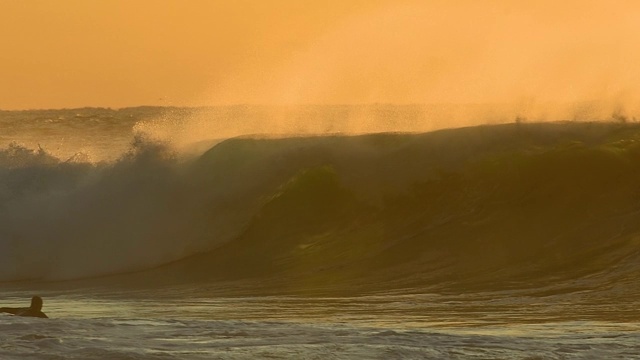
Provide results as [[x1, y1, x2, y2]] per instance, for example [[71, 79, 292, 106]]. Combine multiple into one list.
[[1, 290, 640, 360]]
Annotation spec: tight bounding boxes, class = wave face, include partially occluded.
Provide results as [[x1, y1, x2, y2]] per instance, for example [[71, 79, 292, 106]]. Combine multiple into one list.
[[153, 122, 640, 296], [3, 118, 640, 296]]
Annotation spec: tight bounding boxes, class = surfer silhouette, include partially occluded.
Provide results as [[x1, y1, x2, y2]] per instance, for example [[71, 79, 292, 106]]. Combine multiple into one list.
[[0, 296, 48, 318]]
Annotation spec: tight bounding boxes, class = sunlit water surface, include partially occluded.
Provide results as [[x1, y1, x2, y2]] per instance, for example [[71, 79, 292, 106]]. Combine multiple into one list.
[[1, 288, 639, 359]]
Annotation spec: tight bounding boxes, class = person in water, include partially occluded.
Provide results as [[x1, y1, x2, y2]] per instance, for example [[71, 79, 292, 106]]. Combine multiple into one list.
[[0, 296, 48, 318]]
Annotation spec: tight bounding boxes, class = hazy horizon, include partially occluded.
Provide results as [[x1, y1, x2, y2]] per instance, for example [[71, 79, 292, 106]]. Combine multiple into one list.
[[3, 2, 640, 357], [2, 0, 640, 117]]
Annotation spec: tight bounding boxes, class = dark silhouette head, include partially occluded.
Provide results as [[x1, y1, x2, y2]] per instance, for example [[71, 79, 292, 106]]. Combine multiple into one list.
[[30, 296, 43, 311]]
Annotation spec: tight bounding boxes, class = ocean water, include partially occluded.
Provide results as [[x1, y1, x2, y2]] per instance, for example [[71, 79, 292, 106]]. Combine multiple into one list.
[[2, 106, 640, 359]]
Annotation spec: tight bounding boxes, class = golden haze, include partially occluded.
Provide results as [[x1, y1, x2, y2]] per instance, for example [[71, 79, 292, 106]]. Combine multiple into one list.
[[1, 0, 639, 112]]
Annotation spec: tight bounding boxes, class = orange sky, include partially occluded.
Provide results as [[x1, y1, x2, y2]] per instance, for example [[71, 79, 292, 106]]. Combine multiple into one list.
[[1, 0, 639, 110]]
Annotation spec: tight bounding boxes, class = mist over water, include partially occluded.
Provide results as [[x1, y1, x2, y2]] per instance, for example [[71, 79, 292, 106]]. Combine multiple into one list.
[[3, 2, 640, 358], [4, 107, 640, 358], [2, 107, 640, 297], [207, 1, 640, 116]]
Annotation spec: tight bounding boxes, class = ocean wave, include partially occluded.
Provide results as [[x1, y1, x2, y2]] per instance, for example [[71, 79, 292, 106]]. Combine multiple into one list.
[[2, 122, 640, 295]]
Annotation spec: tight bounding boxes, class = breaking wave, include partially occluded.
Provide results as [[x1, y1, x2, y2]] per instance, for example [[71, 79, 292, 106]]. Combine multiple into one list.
[[3, 122, 640, 296]]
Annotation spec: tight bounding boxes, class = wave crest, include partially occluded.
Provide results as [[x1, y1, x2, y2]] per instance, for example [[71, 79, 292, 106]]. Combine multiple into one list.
[[3, 122, 640, 296]]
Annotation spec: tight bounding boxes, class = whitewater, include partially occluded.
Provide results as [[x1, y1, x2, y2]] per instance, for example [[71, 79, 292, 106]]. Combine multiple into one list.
[[2, 106, 640, 359]]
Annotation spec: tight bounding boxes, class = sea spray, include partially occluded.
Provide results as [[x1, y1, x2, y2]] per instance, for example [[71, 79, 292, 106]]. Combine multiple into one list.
[[0, 136, 252, 281], [3, 121, 640, 297]]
